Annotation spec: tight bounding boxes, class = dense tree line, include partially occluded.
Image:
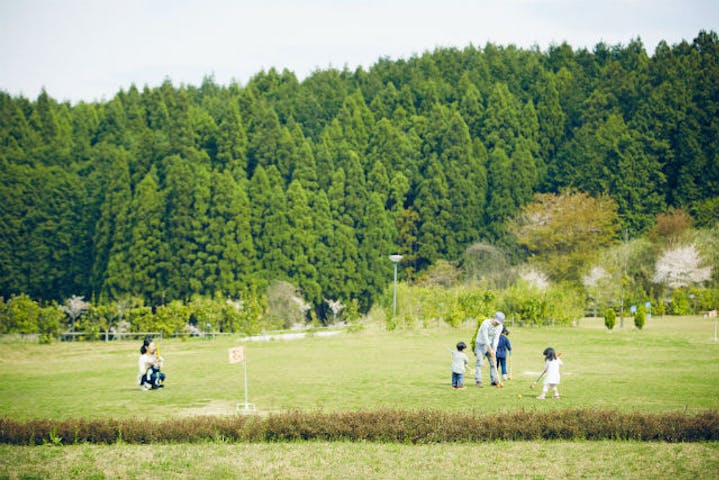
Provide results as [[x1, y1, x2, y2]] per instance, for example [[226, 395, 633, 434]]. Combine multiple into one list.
[[1, 31, 718, 320]]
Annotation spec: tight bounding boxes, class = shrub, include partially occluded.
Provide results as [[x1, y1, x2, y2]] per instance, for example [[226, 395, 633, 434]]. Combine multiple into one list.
[[604, 308, 616, 330], [670, 289, 692, 315], [2, 294, 41, 335], [634, 305, 646, 330], [154, 300, 190, 337], [543, 285, 584, 325], [383, 284, 495, 330], [1, 410, 717, 444], [37, 303, 63, 343], [500, 282, 582, 326], [692, 287, 719, 312], [266, 281, 310, 329]]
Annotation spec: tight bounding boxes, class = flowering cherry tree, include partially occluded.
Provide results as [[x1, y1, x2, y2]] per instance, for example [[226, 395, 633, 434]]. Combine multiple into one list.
[[292, 295, 311, 317], [62, 295, 90, 334], [325, 298, 345, 324], [653, 244, 712, 289], [519, 268, 550, 291]]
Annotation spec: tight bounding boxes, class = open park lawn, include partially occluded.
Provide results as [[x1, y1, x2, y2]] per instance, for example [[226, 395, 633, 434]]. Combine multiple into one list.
[[1, 316, 718, 478]]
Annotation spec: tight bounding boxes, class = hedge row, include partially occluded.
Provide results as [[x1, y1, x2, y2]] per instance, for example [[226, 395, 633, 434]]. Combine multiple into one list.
[[2, 409, 718, 445]]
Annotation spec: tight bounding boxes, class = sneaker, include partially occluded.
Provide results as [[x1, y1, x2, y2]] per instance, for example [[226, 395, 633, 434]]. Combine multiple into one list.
[[457, 386, 466, 390], [536, 395, 546, 400], [552, 394, 560, 399], [496, 382, 504, 388], [476, 382, 483, 388], [140, 384, 150, 391]]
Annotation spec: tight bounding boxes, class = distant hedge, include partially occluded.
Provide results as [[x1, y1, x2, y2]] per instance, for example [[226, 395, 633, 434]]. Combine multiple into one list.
[[1, 409, 717, 444]]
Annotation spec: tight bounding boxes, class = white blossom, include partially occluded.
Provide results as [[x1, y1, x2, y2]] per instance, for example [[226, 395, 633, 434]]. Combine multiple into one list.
[[292, 296, 311, 314], [520, 268, 550, 290], [110, 320, 131, 335], [325, 298, 345, 323], [324, 298, 345, 316], [653, 244, 712, 289], [583, 266, 610, 289], [226, 298, 244, 312], [62, 295, 90, 321]]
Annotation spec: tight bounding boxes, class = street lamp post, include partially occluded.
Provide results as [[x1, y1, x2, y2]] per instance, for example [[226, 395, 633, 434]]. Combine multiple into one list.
[[389, 254, 403, 315]]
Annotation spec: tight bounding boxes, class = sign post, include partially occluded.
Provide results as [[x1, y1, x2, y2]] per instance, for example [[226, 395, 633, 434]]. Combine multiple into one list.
[[228, 346, 255, 412], [710, 310, 718, 342]]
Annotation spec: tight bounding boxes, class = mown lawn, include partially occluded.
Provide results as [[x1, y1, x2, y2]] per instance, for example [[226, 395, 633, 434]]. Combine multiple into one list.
[[1, 316, 717, 419], [1, 441, 718, 479], [1, 316, 718, 478]]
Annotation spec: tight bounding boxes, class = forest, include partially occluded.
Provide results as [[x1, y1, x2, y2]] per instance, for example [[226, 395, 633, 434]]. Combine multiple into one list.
[[1, 31, 718, 331]]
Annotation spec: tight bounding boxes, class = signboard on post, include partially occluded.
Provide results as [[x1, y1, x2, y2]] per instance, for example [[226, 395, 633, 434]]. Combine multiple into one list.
[[228, 346, 255, 412], [228, 346, 246, 364]]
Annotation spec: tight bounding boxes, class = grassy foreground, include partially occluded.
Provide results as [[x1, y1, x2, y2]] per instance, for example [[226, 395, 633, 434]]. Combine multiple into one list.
[[0, 442, 718, 479], [1, 316, 718, 478]]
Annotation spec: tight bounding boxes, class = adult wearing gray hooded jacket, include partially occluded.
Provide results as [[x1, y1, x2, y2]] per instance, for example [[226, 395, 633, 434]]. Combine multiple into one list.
[[472, 311, 505, 387]]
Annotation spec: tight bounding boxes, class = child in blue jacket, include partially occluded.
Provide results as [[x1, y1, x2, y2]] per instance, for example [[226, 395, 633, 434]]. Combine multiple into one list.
[[495, 327, 512, 381]]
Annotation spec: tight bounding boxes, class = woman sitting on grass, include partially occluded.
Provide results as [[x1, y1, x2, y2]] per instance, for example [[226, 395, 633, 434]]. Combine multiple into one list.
[[138, 337, 165, 390]]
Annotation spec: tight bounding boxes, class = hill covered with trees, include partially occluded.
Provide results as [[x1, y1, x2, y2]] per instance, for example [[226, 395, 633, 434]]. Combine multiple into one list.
[[1, 31, 718, 323]]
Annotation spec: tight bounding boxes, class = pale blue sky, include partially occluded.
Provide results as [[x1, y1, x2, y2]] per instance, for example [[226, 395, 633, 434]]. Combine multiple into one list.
[[1, 0, 717, 103]]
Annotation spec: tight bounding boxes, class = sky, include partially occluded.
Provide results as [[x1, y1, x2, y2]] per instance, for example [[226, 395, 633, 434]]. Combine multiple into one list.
[[1, 0, 718, 104]]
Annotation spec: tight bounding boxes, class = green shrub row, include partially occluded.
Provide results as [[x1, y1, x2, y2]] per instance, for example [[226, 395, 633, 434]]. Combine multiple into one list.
[[0, 293, 266, 342], [2, 409, 717, 445], [384, 282, 587, 329]]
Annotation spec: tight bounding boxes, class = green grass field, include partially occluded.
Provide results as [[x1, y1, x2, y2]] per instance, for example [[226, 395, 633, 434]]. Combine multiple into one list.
[[1, 316, 718, 478], [1, 442, 718, 479]]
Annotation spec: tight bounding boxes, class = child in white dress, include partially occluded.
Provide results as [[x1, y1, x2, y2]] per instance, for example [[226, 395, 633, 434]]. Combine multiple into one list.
[[534, 347, 562, 399]]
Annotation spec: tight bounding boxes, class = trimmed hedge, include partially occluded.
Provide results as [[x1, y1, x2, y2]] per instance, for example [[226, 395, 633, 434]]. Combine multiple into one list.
[[1, 409, 717, 445]]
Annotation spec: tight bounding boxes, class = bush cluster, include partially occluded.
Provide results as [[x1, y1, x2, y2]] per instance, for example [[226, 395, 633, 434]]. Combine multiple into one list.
[[386, 285, 495, 330], [0, 293, 266, 341], [1, 409, 717, 445], [0, 291, 364, 342], [499, 282, 584, 327]]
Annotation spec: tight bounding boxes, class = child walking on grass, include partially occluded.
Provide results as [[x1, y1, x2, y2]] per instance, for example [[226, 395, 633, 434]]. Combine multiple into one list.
[[495, 326, 512, 381], [533, 347, 562, 399], [451, 341, 469, 389]]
